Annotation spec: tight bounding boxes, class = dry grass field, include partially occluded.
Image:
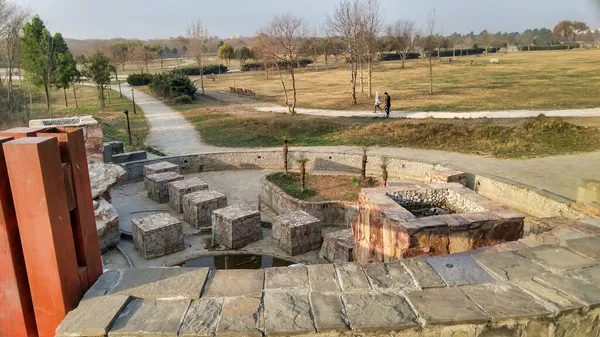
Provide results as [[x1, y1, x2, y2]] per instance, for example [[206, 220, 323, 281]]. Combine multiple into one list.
[[203, 49, 600, 112]]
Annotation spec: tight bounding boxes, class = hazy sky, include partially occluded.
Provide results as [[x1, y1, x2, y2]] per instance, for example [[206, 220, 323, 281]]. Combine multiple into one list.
[[12, 0, 600, 40]]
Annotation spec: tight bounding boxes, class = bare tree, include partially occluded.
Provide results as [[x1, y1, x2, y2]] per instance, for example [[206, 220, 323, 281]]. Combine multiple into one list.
[[258, 13, 309, 114], [424, 10, 437, 95], [186, 20, 209, 95], [0, 0, 28, 98], [325, 0, 363, 105], [387, 20, 417, 68], [359, 0, 382, 98]]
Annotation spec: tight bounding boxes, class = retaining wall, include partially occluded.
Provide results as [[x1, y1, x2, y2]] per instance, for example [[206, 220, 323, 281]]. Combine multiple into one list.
[[119, 150, 585, 219]]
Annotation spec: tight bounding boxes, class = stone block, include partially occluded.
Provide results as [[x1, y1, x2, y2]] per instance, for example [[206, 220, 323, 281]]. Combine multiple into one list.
[[425, 168, 467, 186], [474, 251, 549, 281], [213, 204, 261, 249], [103, 141, 124, 163], [310, 293, 348, 332], [568, 265, 600, 285], [264, 291, 315, 335], [512, 279, 584, 315], [529, 217, 577, 235], [461, 284, 552, 321], [265, 266, 309, 291], [111, 150, 147, 164], [567, 237, 600, 260], [517, 245, 596, 271], [108, 299, 190, 336], [273, 210, 322, 256], [308, 264, 341, 293], [144, 161, 181, 187], [401, 258, 446, 289], [203, 269, 264, 298], [183, 190, 228, 229], [94, 197, 120, 253], [168, 178, 209, 213], [55, 295, 131, 337], [131, 213, 184, 259], [146, 172, 184, 203], [533, 274, 600, 308], [425, 255, 496, 286], [335, 263, 371, 292], [407, 287, 487, 325], [217, 297, 263, 337], [318, 228, 355, 263], [89, 162, 125, 200], [82, 270, 121, 300], [179, 298, 222, 337], [577, 179, 600, 204], [110, 267, 209, 300], [342, 292, 418, 331], [362, 262, 417, 291]]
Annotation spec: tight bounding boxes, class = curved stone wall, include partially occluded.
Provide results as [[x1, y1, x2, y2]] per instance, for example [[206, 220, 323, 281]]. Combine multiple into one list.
[[259, 176, 359, 227], [118, 150, 585, 219]]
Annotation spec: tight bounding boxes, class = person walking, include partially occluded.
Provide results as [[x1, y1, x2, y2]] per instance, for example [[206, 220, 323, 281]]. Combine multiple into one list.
[[384, 92, 391, 118], [374, 91, 383, 113]]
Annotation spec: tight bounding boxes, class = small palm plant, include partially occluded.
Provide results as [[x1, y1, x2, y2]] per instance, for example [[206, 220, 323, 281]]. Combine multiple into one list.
[[281, 136, 292, 175], [296, 157, 310, 192], [380, 158, 389, 187], [361, 146, 368, 180]]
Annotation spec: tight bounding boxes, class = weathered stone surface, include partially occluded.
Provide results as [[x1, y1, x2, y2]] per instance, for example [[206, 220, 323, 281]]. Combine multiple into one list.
[[554, 307, 600, 337], [534, 274, 600, 308], [319, 228, 354, 263], [401, 258, 445, 289], [362, 263, 417, 291], [425, 255, 496, 286], [512, 279, 584, 314], [179, 298, 222, 337], [83, 270, 121, 300], [461, 284, 551, 321], [407, 287, 487, 325], [425, 168, 467, 186], [168, 177, 209, 213], [217, 297, 263, 337], [89, 162, 125, 199], [474, 251, 548, 281], [265, 266, 309, 291], [534, 227, 589, 246], [335, 263, 371, 292], [214, 204, 261, 249], [147, 171, 184, 203], [565, 237, 600, 260], [110, 267, 209, 300], [95, 196, 120, 253], [517, 245, 596, 270], [55, 295, 130, 337], [273, 210, 322, 256], [203, 269, 264, 298], [342, 292, 418, 331], [144, 161, 180, 187], [308, 264, 340, 293], [264, 291, 315, 335], [310, 293, 348, 332], [108, 299, 190, 336], [577, 179, 600, 204], [568, 264, 600, 285], [132, 213, 184, 259], [570, 221, 600, 237], [183, 190, 228, 229]]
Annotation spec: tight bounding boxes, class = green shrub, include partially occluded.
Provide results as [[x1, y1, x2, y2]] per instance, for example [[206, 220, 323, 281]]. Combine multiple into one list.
[[173, 95, 193, 104], [240, 59, 313, 72], [171, 64, 228, 76], [520, 44, 579, 51], [127, 73, 153, 86], [432, 48, 500, 57], [148, 73, 197, 101]]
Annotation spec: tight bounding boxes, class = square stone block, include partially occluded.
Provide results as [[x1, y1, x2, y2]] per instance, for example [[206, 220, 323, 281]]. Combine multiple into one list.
[[425, 168, 467, 186], [407, 287, 487, 325], [183, 190, 228, 229], [146, 171, 184, 203], [342, 292, 418, 331], [109, 299, 190, 336], [425, 255, 496, 286], [319, 228, 355, 263], [213, 204, 261, 249], [110, 268, 209, 300], [132, 213, 184, 259], [273, 210, 322, 256], [518, 245, 596, 271], [144, 161, 180, 187], [168, 178, 209, 213]]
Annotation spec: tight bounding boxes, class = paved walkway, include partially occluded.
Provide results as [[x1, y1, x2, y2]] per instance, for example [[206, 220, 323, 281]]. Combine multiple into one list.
[[255, 106, 600, 119], [117, 86, 600, 200]]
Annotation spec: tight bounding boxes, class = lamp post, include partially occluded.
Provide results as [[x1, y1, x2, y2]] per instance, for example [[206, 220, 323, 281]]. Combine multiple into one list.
[[131, 88, 137, 115], [123, 109, 132, 145]]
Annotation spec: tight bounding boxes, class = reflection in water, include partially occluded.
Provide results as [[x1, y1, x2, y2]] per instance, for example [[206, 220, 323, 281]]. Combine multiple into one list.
[[182, 254, 295, 270]]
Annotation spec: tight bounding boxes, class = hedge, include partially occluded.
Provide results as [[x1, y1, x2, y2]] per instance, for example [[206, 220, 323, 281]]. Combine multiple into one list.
[[171, 64, 228, 76], [433, 48, 500, 57], [378, 52, 421, 61], [520, 44, 579, 51], [147, 73, 197, 103], [240, 59, 313, 72], [127, 73, 153, 86]]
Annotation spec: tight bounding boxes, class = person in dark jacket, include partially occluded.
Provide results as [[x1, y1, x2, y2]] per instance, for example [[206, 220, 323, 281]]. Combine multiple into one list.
[[384, 92, 391, 117]]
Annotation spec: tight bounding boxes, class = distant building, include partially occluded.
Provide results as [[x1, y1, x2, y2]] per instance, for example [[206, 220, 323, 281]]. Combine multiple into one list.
[[507, 45, 519, 52], [227, 34, 244, 40]]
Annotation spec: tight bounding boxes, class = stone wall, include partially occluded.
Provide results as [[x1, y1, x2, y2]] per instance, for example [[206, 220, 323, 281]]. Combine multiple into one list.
[[259, 176, 358, 227], [117, 150, 587, 219]]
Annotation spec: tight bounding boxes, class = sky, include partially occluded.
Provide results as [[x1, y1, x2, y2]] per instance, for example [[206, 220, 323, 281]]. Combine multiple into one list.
[[11, 0, 600, 40]]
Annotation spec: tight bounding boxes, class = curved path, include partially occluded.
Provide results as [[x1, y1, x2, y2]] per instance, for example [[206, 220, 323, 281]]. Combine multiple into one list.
[[117, 84, 600, 200], [256, 106, 600, 119]]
